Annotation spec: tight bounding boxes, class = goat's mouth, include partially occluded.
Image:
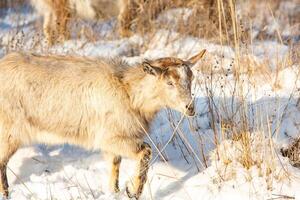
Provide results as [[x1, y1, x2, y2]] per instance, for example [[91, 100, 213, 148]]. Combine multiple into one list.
[[184, 104, 195, 117], [185, 109, 195, 117]]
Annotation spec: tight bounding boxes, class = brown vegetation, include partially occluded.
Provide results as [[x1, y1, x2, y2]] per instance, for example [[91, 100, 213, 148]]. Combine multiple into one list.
[[281, 137, 300, 167], [0, 0, 24, 9]]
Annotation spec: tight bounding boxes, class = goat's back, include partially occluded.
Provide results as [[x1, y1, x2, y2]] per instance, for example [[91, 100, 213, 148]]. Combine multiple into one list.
[[31, 0, 120, 19], [0, 53, 134, 147]]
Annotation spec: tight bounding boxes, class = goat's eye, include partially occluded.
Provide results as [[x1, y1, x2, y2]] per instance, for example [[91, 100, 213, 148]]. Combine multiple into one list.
[[167, 81, 174, 86], [182, 64, 188, 68]]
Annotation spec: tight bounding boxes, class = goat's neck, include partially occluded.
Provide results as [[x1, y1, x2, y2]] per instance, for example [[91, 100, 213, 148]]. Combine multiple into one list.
[[123, 69, 163, 122]]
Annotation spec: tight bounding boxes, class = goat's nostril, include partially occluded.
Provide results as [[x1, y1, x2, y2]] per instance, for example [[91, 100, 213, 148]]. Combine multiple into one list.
[[184, 104, 195, 116]]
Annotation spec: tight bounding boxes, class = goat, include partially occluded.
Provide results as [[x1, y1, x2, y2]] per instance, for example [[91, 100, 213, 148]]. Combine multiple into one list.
[[30, 0, 121, 45], [0, 49, 206, 199], [30, 0, 193, 45]]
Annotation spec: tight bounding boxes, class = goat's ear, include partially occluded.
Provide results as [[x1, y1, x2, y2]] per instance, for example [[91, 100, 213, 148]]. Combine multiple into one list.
[[142, 62, 163, 76], [188, 49, 206, 65]]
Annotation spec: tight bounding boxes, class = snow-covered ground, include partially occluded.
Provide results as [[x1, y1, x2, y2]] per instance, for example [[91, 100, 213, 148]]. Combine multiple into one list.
[[0, 2, 300, 200]]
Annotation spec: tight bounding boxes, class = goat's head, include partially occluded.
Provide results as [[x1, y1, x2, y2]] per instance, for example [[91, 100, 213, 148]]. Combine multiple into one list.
[[141, 49, 206, 116]]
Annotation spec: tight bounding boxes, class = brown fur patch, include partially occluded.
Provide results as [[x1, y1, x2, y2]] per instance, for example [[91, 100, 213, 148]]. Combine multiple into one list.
[[150, 57, 186, 68]]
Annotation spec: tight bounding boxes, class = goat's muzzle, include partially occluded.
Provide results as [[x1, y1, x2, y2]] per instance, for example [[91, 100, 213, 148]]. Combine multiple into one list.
[[185, 104, 195, 116]]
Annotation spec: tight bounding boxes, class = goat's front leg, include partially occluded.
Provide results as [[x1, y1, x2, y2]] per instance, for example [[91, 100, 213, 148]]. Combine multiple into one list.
[[43, 12, 55, 46], [126, 142, 152, 199], [107, 154, 122, 193], [104, 138, 152, 199]]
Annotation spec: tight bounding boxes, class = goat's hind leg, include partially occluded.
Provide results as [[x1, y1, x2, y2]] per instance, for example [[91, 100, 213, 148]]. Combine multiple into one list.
[[56, 7, 71, 42], [0, 135, 19, 198], [43, 12, 57, 46], [0, 164, 9, 198]]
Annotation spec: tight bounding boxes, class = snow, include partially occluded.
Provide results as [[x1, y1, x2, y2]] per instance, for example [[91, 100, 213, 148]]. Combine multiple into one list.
[[0, 2, 300, 200]]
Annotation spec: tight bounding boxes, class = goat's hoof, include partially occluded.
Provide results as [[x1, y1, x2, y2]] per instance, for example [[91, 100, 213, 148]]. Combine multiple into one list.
[[114, 186, 120, 193], [0, 191, 9, 199], [125, 185, 139, 200]]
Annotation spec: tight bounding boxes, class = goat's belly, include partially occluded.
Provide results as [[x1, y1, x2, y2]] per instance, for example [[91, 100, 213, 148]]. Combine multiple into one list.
[[33, 131, 95, 150]]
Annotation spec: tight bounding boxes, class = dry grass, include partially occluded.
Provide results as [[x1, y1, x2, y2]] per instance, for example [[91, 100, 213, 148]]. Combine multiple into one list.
[[281, 138, 300, 167], [0, 0, 300, 198], [0, 0, 25, 9], [131, 0, 298, 44], [132, 0, 238, 43]]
